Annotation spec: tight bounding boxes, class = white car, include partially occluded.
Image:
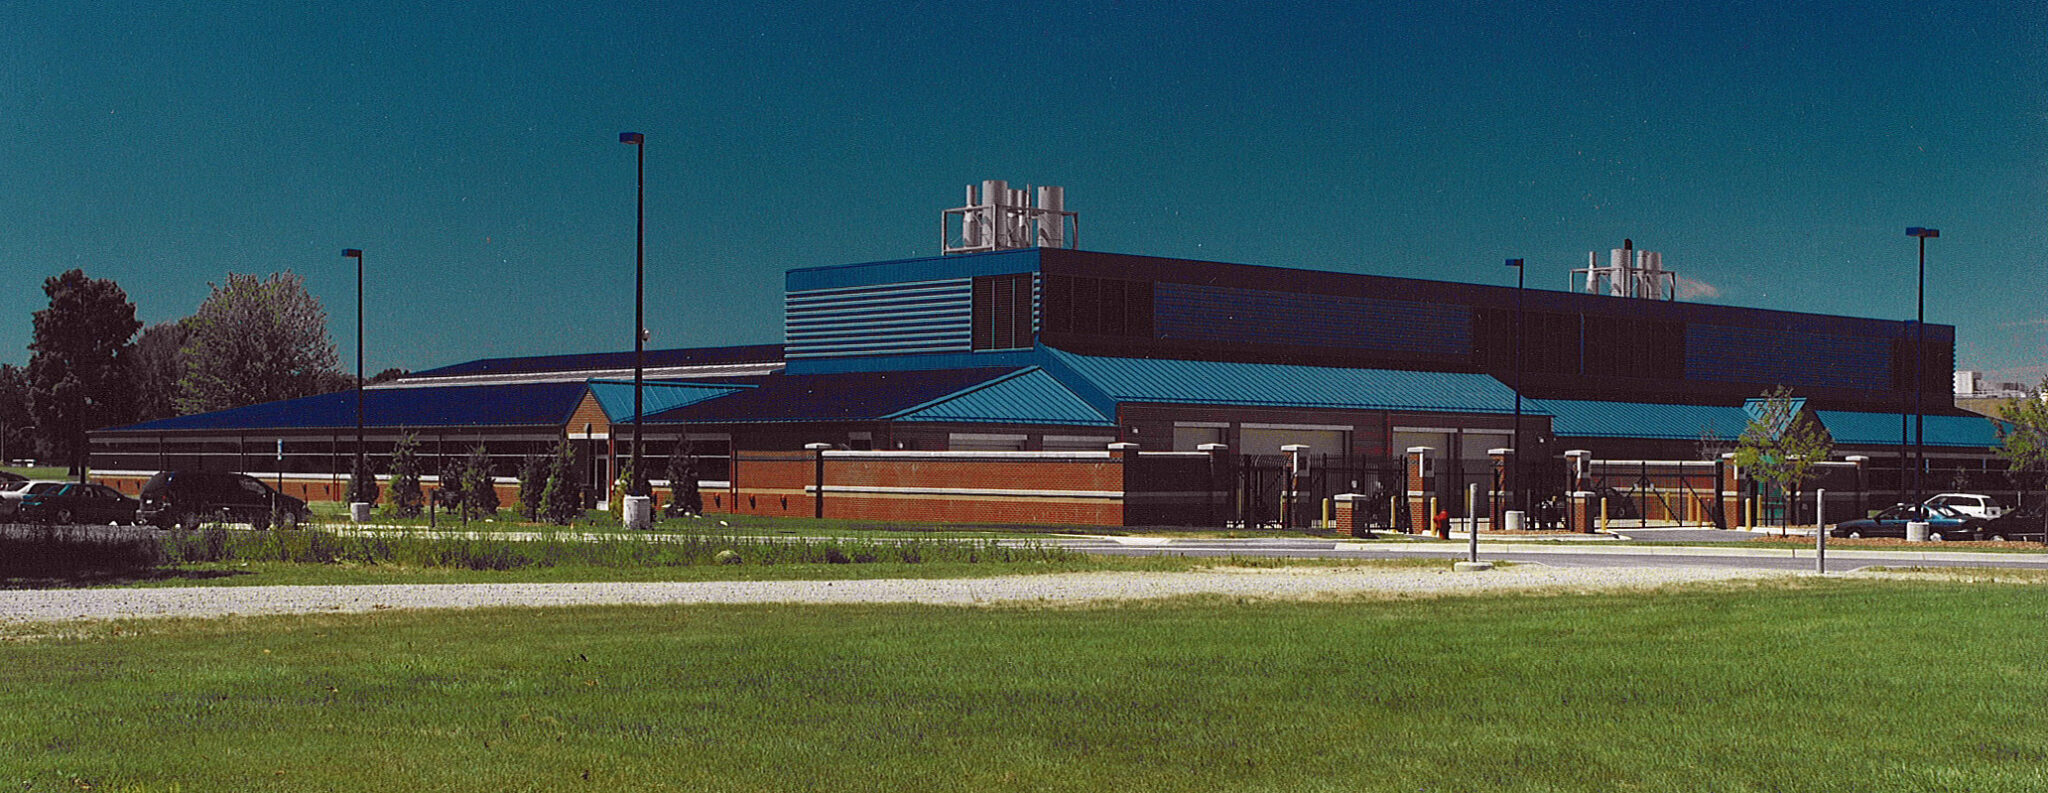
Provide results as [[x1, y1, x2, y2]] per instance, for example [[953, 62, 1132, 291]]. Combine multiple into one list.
[[1924, 493, 2006, 520]]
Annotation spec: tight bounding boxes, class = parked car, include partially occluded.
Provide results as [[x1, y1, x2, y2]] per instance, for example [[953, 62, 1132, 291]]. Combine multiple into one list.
[[1830, 502, 1986, 542], [1923, 493, 2006, 520], [0, 480, 68, 521], [1980, 504, 2046, 543], [136, 470, 309, 530], [15, 482, 141, 525]]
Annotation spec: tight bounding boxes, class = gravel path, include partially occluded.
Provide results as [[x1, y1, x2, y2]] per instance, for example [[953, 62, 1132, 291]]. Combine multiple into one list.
[[0, 565, 1803, 624]]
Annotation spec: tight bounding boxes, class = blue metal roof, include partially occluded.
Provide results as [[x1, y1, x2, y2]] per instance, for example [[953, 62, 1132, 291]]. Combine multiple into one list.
[[588, 380, 752, 422], [1539, 399, 1752, 441], [887, 368, 1114, 426], [409, 344, 783, 378], [1814, 410, 2001, 449], [645, 368, 1024, 424], [106, 381, 592, 433], [1041, 349, 1532, 415]]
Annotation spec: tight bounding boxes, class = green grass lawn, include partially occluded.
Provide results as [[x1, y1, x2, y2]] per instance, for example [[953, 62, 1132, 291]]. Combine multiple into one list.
[[82, 555, 1438, 588], [2, 577, 2043, 792], [0, 465, 69, 481]]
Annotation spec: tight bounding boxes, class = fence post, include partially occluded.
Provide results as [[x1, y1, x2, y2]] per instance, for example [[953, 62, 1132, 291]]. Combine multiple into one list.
[[1845, 455, 1869, 520], [1816, 487, 1827, 574], [1200, 443, 1230, 528], [804, 443, 831, 519]]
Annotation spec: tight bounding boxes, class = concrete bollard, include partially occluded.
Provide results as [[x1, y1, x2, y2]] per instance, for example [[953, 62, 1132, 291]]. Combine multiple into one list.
[[624, 495, 654, 530], [349, 502, 371, 523]]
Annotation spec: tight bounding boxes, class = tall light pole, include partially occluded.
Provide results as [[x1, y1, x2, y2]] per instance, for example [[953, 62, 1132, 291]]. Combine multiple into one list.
[[620, 132, 646, 497], [342, 248, 365, 473], [1505, 258, 1526, 515], [1906, 227, 1939, 509]]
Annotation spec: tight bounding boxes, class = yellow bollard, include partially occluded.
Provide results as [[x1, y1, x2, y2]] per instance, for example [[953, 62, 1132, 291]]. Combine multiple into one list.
[[1322, 497, 1332, 529], [1599, 497, 1609, 533]]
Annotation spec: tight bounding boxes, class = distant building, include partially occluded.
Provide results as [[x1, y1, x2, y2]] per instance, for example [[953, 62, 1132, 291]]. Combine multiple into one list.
[[89, 187, 2004, 526]]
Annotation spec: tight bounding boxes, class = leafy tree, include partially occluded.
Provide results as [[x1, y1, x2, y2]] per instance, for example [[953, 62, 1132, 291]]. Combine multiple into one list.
[[665, 442, 702, 517], [177, 272, 342, 414], [1734, 386, 1834, 534], [457, 443, 499, 520], [130, 320, 193, 424], [1994, 379, 2048, 542], [385, 431, 424, 518], [608, 457, 655, 517], [0, 364, 32, 464], [516, 453, 549, 521], [538, 439, 584, 525], [345, 453, 381, 506], [28, 270, 141, 474], [436, 451, 467, 515]]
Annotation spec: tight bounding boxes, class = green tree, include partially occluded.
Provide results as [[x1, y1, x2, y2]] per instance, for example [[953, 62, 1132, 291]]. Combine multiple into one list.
[[0, 364, 31, 464], [177, 272, 342, 414], [607, 457, 654, 517], [346, 452, 381, 506], [1734, 386, 1834, 534], [130, 320, 192, 424], [28, 270, 141, 474], [515, 453, 549, 521], [665, 442, 702, 517], [538, 439, 584, 525], [385, 431, 424, 518], [460, 442, 499, 520], [1993, 379, 2048, 543]]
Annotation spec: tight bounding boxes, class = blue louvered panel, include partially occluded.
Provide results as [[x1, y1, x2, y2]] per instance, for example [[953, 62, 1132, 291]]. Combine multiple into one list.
[[785, 278, 975, 359], [1686, 325, 1890, 390], [1153, 283, 1470, 355]]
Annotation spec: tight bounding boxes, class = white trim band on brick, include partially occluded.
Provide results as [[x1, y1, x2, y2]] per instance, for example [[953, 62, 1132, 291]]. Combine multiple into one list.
[[805, 485, 1124, 499], [821, 450, 1115, 460], [1241, 422, 1354, 431]]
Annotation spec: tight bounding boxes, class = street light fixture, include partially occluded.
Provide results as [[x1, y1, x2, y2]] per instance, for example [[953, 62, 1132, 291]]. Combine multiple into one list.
[[1905, 227, 1939, 510], [1505, 258, 1526, 517], [341, 248, 365, 473], [620, 132, 646, 499]]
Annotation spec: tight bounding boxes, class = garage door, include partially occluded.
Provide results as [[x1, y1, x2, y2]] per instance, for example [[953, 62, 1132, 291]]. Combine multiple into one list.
[[1239, 427, 1346, 457]]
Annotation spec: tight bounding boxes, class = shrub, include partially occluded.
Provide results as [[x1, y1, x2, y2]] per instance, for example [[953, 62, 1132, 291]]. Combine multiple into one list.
[[666, 445, 703, 517], [385, 431, 424, 518], [345, 454, 380, 506], [538, 439, 583, 526], [463, 443, 499, 519], [516, 454, 548, 521]]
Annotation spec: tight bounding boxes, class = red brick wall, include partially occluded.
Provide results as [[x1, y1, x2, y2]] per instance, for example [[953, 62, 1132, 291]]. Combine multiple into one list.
[[704, 449, 1139, 526]]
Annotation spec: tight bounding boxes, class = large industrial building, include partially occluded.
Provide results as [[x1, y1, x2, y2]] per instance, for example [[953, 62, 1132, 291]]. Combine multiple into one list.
[[90, 183, 2004, 527]]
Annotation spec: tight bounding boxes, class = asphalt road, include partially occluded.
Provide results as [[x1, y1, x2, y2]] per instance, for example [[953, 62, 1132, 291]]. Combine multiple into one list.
[[1050, 536, 2048, 573]]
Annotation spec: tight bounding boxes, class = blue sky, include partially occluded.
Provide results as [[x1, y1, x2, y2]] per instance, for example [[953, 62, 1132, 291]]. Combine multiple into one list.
[[4, 2, 2043, 383]]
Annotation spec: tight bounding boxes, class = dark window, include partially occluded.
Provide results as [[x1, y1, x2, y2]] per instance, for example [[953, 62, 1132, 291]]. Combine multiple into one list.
[[1475, 308, 1581, 376], [1041, 273, 1152, 340], [972, 273, 1035, 351]]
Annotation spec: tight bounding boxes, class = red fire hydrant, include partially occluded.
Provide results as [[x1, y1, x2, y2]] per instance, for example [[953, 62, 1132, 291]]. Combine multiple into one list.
[[1433, 509, 1451, 539]]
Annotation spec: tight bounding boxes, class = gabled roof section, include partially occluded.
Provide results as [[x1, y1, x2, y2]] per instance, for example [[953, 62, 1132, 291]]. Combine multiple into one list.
[[587, 380, 754, 423], [104, 381, 592, 433], [1742, 396, 1807, 439], [1539, 399, 1752, 441], [645, 367, 1023, 424], [410, 344, 783, 378], [887, 368, 1114, 426], [1041, 349, 1532, 415], [1814, 410, 2001, 449]]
